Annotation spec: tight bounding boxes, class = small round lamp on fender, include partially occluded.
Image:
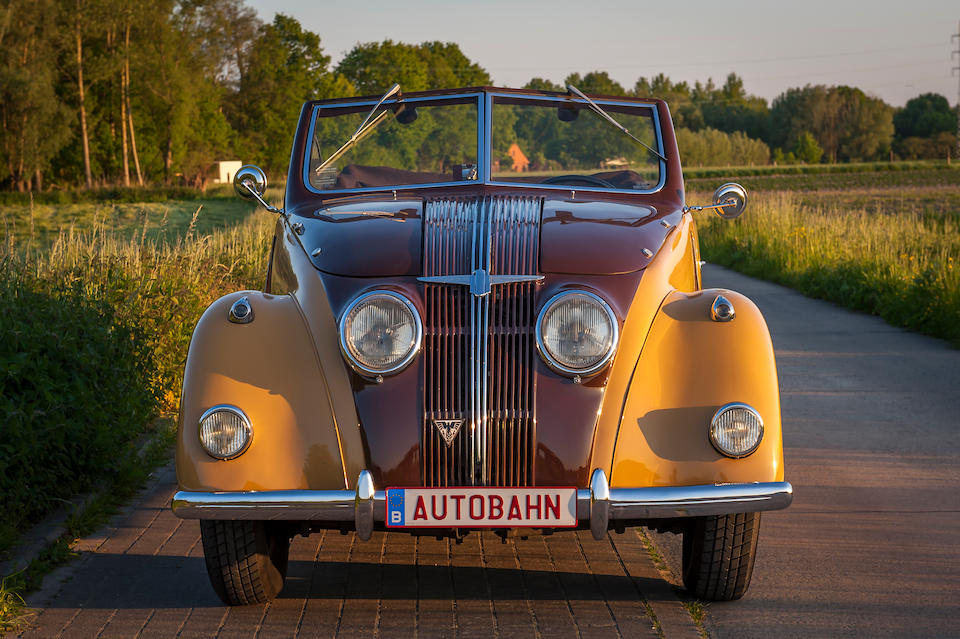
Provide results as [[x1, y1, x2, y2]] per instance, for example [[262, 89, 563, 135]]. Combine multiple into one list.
[[709, 403, 764, 458]]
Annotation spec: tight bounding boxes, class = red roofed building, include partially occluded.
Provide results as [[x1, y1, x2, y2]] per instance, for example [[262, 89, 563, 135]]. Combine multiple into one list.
[[508, 143, 529, 172]]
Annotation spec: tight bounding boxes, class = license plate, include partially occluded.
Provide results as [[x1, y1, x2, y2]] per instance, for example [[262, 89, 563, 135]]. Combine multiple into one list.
[[385, 487, 577, 528]]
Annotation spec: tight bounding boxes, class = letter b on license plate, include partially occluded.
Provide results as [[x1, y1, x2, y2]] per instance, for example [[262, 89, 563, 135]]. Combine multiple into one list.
[[385, 487, 577, 528]]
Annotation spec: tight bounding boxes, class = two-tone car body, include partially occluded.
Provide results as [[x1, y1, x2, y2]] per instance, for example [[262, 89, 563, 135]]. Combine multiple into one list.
[[172, 85, 792, 605]]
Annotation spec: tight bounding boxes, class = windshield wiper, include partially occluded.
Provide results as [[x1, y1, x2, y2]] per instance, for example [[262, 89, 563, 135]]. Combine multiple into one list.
[[316, 83, 401, 173], [565, 84, 667, 163]]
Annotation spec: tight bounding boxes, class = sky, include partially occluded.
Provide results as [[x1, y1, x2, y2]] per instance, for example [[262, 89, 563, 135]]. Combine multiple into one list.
[[245, 0, 959, 107]]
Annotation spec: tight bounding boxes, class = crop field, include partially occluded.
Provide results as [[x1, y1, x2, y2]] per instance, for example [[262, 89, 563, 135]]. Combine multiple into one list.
[[686, 164, 959, 192]]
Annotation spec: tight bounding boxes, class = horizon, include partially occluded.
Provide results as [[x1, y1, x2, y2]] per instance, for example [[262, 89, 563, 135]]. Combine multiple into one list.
[[246, 0, 959, 108]]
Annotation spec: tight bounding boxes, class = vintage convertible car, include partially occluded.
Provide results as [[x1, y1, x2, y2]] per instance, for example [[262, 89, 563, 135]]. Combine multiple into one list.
[[171, 85, 792, 605]]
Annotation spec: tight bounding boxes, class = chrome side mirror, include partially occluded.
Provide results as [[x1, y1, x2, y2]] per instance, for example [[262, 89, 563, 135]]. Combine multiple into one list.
[[234, 164, 266, 199], [713, 183, 747, 219], [233, 164, 282, 214], [684, 182, 748, 219]]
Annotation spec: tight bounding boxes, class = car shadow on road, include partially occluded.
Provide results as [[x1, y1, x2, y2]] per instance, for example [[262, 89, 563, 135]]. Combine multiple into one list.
[[40, 554, 671, 609]]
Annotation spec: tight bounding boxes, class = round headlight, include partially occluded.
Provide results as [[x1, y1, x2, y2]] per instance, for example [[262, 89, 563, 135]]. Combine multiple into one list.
[[339, 291, 422, 376], [710, 403, 764, 458], [199, 405, 252, 460], [536, 291, 619, 376]]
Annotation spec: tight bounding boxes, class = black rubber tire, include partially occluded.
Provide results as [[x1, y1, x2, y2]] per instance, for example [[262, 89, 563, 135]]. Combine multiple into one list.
[[200, 520, 290, 605], [681, 512, 761, 601]]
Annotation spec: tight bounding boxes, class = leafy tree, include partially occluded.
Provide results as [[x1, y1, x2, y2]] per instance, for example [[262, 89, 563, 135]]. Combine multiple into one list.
[[770, 84, 893, 162], [675, 127, 769, 167], [793, 131, 823, 164], [836, 86, 893, 161], [336, 40, 490, 96], [895, 132, 956, 160], [231, 14, 349, 173], [894, 93, 955, 140], [181, 0, 260, 87], [634, 74, 704, 130], [337, 41, 429, 95], [0, 0, 72, 191], [564, 71, 626, 96], [137, 1, 235, 183], [523, 78, 563, 92], [699, 74, 769, 141], [419, 41, 490, 88]]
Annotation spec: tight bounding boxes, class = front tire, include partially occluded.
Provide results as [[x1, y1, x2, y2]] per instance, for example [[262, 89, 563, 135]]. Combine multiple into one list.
[[200, 520, 290, 605], [682, 512, 761, 601]]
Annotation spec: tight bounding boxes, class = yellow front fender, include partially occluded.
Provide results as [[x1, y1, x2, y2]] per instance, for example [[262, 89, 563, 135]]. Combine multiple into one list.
[[176, 291, 357, 492], [611, 289, 784, 487]]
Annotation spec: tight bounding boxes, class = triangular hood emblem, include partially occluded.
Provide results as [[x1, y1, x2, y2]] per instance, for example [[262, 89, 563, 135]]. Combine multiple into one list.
[[433, 419, 464, 446]]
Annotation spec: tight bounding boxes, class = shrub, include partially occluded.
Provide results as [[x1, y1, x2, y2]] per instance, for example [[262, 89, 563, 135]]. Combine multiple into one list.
[[0, 208, 274, 547], [676, 127, 770, 167], [0, 273, 154, 546]]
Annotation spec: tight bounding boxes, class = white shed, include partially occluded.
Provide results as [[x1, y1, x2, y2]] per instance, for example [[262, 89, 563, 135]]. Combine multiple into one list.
[[213, 161, 243, 184]]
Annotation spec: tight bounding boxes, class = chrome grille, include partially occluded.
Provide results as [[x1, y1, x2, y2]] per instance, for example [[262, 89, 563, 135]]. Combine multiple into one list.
[[422, 196, 540, 486]]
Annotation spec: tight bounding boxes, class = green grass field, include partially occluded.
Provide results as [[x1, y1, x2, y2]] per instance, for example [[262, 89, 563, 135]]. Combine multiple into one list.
[[695, 185, 960, 346], [1, 185, 284, 249]]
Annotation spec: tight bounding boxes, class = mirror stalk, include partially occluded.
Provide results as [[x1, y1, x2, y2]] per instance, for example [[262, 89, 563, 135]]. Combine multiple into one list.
[[684, 199, 738, 214], [685, 183, 747, 219], [233, 164, 283, 215], [241, 181, 283, 215]]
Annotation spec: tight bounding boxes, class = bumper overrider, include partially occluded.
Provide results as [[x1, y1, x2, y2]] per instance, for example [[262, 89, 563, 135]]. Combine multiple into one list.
[[172, 469, 792, 541]]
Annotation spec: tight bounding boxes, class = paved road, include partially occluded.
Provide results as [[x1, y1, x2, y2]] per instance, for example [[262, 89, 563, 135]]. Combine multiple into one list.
[[674, 264, 958, 638], [19, 469, 698, 638], [19, 264, 960, 638]]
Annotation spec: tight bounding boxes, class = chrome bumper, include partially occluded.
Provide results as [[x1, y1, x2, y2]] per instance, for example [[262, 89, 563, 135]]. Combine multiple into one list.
[[172, 469, 793, 541]]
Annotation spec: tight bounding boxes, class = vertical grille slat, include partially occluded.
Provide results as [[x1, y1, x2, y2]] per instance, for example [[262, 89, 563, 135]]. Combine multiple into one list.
[[421, 196, 540, 487]]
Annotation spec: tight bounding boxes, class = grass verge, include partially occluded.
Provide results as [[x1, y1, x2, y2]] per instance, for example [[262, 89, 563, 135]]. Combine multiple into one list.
[[697, 190, 960, 346], [637, 529, 710, 638]]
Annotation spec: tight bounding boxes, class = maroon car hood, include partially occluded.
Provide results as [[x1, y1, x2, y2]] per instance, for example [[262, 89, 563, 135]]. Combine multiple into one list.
[[300, 200, 422, 276], [299, 197, 676, 277], [539, 199, 675, 275]]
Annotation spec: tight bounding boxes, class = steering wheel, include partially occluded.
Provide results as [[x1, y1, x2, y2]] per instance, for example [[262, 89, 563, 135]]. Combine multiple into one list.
[[542, 174, 616, 188]]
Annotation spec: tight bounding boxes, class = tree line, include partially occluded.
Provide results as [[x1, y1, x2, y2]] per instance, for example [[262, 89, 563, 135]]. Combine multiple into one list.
[[1, 0, 956, 192]]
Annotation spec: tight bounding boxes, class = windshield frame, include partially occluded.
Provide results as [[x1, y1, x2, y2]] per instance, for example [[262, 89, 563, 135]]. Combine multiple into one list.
[[302, 92, 486, 196], [300, 89, 667, 197], [484, 91, 667, 195]]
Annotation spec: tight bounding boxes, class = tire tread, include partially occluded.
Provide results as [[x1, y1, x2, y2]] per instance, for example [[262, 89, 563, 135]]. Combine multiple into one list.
[[200, 520, 287, 605], [682, 512, 761, 601]]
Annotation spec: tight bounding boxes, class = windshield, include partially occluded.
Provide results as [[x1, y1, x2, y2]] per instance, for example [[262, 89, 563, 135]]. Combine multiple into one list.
[[490, 95, 662, 191], [307, 96, 479, 191]]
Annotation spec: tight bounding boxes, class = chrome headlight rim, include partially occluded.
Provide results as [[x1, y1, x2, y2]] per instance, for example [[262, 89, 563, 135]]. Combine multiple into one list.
[[198, 404, 253, 460], [338, 290, 423, 377], [535, 289, 620, 377], [709, 402, 765, 459]]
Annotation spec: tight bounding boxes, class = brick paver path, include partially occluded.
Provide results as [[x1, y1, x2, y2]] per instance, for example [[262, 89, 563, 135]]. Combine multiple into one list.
[[19, 465, 699, 638]]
